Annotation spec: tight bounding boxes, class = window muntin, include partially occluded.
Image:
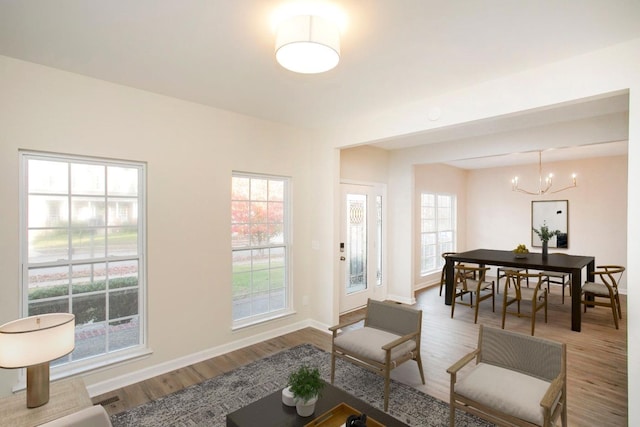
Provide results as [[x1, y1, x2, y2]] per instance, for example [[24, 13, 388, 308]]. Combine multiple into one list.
[[21, 152, 146, 370], [231, 173, 290, 326], [420, 193, 456, 275]]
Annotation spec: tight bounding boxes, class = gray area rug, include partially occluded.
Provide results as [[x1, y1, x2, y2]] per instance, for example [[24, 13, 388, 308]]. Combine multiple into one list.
[[110, 344, 493, 426]]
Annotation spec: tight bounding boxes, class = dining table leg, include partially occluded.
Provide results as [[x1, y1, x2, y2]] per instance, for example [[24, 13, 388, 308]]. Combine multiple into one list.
[[571, 267, 582, 332], [445, 258, 454, 305]]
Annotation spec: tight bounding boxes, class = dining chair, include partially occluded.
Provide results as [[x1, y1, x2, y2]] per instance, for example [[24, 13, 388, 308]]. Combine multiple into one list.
[[439, 252, 458, 296], [582, 265, 625, 329], [451, 264, 494, 324], [496, 266, 528, 294], [502, 270, 548, 336], [539, 253, 571, 303], [439, 252, 476, 298]]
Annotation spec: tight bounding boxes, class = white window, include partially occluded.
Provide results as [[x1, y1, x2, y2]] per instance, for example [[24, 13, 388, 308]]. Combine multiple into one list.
[[20, 152, 147, 374], [420, 193, 456, 275], [231, 173, 291, 327]]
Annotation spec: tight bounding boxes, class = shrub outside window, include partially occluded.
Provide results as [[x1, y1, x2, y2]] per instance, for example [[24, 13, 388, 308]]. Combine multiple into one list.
[[20, 152, 146, 372]]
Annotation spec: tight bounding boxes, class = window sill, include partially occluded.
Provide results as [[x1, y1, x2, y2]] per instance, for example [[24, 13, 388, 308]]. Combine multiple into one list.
[[231, 309, 296, 331], [11, 347, 153, 393]]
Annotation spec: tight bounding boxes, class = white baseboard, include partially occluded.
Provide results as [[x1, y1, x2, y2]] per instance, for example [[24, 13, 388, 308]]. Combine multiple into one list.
[[386, 293, 416, 305], [87, 319, 331, 398]]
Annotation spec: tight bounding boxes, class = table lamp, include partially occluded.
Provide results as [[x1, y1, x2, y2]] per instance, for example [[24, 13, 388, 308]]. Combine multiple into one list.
[[0, 313, 75, 408]]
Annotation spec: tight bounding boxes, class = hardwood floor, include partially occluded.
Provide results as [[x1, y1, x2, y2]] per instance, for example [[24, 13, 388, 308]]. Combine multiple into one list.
[[93, 285, 627, 426]]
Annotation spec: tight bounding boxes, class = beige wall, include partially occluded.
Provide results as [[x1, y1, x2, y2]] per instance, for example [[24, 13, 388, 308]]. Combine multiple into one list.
[[340, 145, 389, 183], [0, 55, 336, 396], [413, 164, 468, 289]]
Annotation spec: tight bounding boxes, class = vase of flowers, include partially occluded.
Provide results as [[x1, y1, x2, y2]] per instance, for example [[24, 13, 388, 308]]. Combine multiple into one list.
[[532, 221, 560, 258]]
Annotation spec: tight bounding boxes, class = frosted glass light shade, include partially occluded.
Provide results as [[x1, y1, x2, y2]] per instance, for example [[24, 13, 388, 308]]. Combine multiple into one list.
[[275, 14, 340, 74], [0, 313, 75, 368]]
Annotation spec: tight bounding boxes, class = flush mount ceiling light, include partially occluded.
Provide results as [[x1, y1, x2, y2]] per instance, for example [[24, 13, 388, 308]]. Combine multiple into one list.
[[511, 150, 577, 195], [275, 13, 341, 74]]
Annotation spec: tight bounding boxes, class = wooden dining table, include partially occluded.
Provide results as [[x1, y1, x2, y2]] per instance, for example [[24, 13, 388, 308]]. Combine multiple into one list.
[[444, 249, 595, 332]]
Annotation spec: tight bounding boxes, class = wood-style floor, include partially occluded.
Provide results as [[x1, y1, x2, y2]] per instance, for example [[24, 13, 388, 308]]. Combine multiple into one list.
[[93, 284, 627, 426]]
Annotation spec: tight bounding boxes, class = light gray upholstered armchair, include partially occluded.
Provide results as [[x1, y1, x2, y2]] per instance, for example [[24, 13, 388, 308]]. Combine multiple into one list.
[[447, 325, 567, 427], [329, 299, 425, 411]]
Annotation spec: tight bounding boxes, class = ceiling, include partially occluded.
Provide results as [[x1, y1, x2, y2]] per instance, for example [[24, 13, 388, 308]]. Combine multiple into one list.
[[0, 1, 638, 153]]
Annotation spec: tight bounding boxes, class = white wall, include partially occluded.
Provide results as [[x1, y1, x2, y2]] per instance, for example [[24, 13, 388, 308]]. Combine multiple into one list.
[[0, 55, 335, 396]]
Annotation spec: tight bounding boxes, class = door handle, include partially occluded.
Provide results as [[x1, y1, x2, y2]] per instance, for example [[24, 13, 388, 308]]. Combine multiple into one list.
[[340, 256, 346, 261]]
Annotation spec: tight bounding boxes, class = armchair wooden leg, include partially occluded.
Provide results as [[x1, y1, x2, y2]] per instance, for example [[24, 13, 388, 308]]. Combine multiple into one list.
[[415, 354, 426, 384], [330, 351, 336, 383], [449, 375, 456, 427], [384, 367, 391, 411]]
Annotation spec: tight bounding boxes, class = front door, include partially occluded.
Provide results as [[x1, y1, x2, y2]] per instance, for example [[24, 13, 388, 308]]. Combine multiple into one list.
[[339, 183, 385, 313]]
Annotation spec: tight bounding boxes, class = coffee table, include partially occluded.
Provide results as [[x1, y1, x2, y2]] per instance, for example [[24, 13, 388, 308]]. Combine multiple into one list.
[[226, 381, 408, 427]]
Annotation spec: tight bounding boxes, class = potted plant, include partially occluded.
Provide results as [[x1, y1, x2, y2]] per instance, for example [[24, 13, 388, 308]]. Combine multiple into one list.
[[532, 221, 560, 258], [287, 365, 325, 417]]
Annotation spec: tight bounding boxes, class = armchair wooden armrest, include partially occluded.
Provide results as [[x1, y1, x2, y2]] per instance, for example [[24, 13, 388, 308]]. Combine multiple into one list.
[[328, 315, 366, 334], [381, 331, 418, 351], [540, 375, 564, 411], [447, 349, 480, 375]]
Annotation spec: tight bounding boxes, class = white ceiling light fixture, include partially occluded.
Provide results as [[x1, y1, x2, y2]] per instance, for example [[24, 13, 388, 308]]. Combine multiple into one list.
[[511, 151, 577, 195], [275, 13, 341, 74]]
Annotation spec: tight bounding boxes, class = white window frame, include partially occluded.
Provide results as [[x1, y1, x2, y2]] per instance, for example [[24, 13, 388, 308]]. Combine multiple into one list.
[[231, 172, 292, 329], [420, 192, 457, 276], [19, 151, 148, 382]]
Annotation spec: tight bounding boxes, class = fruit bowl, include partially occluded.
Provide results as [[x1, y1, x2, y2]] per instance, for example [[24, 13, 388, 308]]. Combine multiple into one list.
[[513, 244, 529, 258]]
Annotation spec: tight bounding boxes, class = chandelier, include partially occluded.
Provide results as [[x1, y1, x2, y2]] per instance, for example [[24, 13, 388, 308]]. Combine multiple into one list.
[[511, 151, 577, 195]]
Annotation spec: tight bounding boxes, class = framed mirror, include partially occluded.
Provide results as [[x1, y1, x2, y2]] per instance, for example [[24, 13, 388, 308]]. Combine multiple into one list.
[[531, 200, 568, 248]]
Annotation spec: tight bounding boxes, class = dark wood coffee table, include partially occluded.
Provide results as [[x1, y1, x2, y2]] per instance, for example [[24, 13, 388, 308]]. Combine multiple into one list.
[[226, 381, 408, 426]]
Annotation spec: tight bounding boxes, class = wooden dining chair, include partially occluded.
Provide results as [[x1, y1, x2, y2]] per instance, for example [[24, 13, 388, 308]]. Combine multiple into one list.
[[582, 265, 625, 329], [502, 270, 548, 336], [539, 253, 571, 303], [451, 265, 494, 324], [439, 252, 458, 296]]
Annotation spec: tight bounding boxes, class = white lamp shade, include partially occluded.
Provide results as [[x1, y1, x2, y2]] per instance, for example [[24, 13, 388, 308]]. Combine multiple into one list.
[[0, 313, 75, 368], [275, 14, 340, 74]]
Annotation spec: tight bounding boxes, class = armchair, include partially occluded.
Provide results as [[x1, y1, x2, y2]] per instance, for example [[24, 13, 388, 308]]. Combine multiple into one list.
[[329, 299, 425, 411], [447, 325, 566, 427]]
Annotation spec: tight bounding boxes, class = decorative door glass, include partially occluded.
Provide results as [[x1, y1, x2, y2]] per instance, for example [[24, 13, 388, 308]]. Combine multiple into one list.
[[346, 193, 367, 294]]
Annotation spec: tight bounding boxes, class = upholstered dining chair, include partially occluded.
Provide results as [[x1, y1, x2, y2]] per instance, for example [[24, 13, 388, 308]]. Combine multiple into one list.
[[328, 299, 425, 411], [447, 325, 567, 427], [502, 270, 548, 336], [450, 264, 494, 324], [582, 265, 625, 329]]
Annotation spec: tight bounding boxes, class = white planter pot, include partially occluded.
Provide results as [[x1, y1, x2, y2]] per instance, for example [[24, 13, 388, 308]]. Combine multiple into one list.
[[282, 386, 295, 406], [295, 395, 318, 417]]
